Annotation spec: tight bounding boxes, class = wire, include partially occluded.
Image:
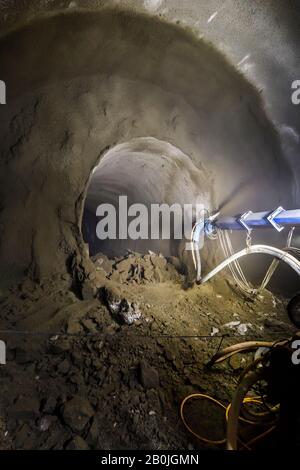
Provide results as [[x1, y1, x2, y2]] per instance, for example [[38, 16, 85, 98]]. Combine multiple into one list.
[[227, 368, 265, 450], [180, 393, 227, 445], [181, 339, 297, 449], [215, 228, 300, 296], [218, 230, 255, 295], [207, 340, 276, 367], [200, 244, 300, 286], [287, 227, 295, 248], [180, 392, 278, 449]]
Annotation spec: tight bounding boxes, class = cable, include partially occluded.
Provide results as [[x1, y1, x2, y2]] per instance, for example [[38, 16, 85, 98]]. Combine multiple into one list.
[[180, 392, 278, 449], [200, 244, 300, 285], [218, 230, 255, 295], [216, 228, 300, 295], [182, 337, 298, 449], [287, 227, 295, 248], [180, 393, 227, 445], [207, 340, 276, 367], [227, 368, 265, 450]]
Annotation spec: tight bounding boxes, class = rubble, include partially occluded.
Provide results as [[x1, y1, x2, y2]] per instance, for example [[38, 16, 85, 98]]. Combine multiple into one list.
[[101, 287, 142, 325], [210, 327, 219, 336], [10, 396, 40, 421], [111, 299, 142, 325], [42, 396, 57, 414], [40, 415, 57, 432], [57, 359, 71, 375], [222, 321, 253, 336], [62, 396, 94, 433], [0, 251, 294, 450], [66, 436, 89, 450], [139, 361, 160, 390], [97, 251, 182, 285], [92, 253, 114, 277], [81, 281, 96, 301]]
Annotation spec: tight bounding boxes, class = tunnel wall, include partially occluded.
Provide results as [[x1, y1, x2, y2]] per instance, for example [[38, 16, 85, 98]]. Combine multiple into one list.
[[0, 8, 295, 283]]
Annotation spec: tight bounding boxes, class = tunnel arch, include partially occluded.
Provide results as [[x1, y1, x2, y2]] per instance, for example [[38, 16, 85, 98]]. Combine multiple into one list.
[[81, 137, 213, 259], [0, 7, 295, 284]]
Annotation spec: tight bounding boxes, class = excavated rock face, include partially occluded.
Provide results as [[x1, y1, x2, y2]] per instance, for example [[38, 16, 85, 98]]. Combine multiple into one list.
[[0, 8, 294, 286]]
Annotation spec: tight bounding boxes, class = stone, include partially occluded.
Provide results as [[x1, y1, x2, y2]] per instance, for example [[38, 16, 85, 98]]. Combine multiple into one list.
[[139, 361, 159, 389], [43, 396, 57, 414], [40, 415, 57, 432], [14, 424, 34, 449], [49, 338, 71, 354], [81, 281, 96, 301], [106, 297, 142, 325], [67, 321, 82, 335], [57, 359, 71, 375], [66, 435, 89, 450], [86, 417, 99, 446], [10, 396, 40, 421], [81, 318, 97, 332], [15, 349, 34, 364], [62, 396, 94, 433], [164, 349, 176, 362]]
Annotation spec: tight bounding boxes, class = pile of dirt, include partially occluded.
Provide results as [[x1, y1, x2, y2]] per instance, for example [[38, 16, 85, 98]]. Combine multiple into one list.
[[0, 252, 296, 450], [93, 251, 183, 285]]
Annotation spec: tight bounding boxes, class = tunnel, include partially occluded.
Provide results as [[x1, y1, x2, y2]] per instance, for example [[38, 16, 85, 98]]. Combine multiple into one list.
[[0, 0, 299, 453], [82, 137, 212, 259]]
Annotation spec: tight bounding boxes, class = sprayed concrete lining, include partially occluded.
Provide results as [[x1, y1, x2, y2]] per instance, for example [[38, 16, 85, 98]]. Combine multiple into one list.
[[0, 7, 295, 286]]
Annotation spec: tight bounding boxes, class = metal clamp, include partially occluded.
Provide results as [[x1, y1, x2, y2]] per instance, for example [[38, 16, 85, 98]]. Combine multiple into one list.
[[267, 206, 285, 232], [204, 211, 220, 239]]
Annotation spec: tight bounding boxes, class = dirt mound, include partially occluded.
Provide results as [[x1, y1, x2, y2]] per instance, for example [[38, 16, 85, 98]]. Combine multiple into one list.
[[93, 251, 183, 285]]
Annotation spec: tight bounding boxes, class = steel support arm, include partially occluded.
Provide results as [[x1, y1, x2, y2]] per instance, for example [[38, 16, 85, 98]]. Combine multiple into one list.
[[214, 208, 300, 232]]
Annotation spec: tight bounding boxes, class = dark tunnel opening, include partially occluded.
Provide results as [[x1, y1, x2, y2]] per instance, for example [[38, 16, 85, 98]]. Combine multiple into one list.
[[82, 137, 212, 260]]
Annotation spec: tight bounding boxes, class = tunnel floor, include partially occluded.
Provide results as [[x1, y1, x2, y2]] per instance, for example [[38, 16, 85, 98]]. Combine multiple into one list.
[[0, 251, 295, 450]]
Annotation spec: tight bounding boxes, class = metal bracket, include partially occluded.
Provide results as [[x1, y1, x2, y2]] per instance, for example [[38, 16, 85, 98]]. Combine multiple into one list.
[[238, 211, 253, 233], [267, 206, 285, 232], [204, 211, 220, 238]]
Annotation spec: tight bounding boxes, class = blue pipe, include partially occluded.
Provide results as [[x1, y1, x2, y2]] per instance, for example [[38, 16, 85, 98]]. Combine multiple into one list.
[[214, 208, 300, 232]]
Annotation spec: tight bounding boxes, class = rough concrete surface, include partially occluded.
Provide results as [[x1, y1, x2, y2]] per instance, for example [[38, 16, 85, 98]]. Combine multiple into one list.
[[0, 6, 295, 283]]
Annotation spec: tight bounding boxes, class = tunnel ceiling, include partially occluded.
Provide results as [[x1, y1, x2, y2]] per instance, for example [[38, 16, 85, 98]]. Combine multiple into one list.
[[1, 0, 300, 199]]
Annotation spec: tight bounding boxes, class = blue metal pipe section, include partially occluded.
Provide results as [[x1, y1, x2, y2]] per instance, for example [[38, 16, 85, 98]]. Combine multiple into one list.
[[213, 207, 300, 232]]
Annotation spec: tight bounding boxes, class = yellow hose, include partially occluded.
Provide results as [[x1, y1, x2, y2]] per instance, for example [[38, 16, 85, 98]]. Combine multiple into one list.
[[180, 393, 279, 449]]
